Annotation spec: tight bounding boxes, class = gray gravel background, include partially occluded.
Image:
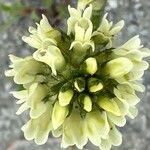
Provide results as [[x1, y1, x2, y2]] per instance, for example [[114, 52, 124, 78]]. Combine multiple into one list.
[[0, 0, 150, 150]]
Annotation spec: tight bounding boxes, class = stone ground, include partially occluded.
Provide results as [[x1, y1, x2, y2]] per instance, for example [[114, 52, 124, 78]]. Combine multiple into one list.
[[0, 0, 150, 150]]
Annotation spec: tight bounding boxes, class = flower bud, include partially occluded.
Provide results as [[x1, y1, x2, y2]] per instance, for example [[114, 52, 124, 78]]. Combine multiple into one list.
[[106, 57, 133, 78], [97, 96, 121, 116], [83, 95, 92, 112], [59, 89, 74, 106], [74, 77, 85, 92], [85, 57, 97, 75], [88, 78, 103, 93], [52, 102, 69, 130]]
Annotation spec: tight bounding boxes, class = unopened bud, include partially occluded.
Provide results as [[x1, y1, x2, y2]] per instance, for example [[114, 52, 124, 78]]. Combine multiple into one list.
[[59, 89, 74, 107], [88, 78, 103, 92], [97, 96, 121, 116], [106, 57, 133, 78], [83, 95, 92, 112], [74, 77, 85, 92], [85, 57, 98, 75]]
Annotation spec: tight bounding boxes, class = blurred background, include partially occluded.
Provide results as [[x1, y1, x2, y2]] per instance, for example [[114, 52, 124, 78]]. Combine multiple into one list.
[[0, 0, 150, 150]]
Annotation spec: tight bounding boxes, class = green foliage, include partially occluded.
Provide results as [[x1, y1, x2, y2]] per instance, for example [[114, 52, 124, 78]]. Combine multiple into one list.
[[0, 0, 68, 32], [0, 0, 24, 32], [42, 0, 52, 8], [0, 0, 23, 15]]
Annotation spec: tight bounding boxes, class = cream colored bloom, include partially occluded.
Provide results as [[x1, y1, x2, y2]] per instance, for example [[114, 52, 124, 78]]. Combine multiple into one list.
[[67, 5, 92, 35], [106, 57, 133, 78], [6, 2, 150, 150], [112, 36, 150, 83], [61, 111, 87, 149], [99, 125, 122, 150], [22, 14, 60, 50], [114, 84, 140, 106], [21, 102, 53, 145], [70, 19, 95, 51], [22, 15, 65, 75], [33, 45, 65, 75], [85, 111, 109, 145], [11, 83, 48, 119], [5, 55, 43, 84], [93, 14, 124, 47]]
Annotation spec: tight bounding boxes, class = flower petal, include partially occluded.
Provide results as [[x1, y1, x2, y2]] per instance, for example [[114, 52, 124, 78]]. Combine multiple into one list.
[[52, 102, 69, 130]]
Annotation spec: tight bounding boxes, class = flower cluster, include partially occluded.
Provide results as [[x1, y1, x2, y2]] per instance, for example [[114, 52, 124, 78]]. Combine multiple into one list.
[[6, 2, 150, 150]]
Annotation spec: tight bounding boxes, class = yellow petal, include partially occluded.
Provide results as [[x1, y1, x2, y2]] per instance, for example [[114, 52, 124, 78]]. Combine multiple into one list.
[[16, 102, 29, 115], [21, 120, 37, 140], [10, 90, 27, 99], [120, 35, 142, 50], [109, 126, 122, 146], [22, 35, 41, 49], [52, 127, 62, 138], [68, 5, 81, 19], [89, 82, 103, 93], [109, 20, 124, 35], [99, 139, 112, 150], [107, 112, 126, 127], [52, 102, 68, 130], [83, 4, 92, 19], [127, 106, 138, 119], [85, 110, 105, 146], [30, 102, 47, 119], [40, 14, 52, 32], [61, 111, 87, 149]]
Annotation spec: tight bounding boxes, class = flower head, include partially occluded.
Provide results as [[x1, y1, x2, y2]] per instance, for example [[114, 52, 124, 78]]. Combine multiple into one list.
[[5, 2, 150, 150]]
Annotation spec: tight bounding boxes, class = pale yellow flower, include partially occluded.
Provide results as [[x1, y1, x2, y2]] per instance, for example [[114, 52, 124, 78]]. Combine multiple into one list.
[[67, 5, 92, 35], [22, 14, 60, 50], [70, 18, 95, 51], [21, 102, 53, 145], [93, 14, 124, 48], [5, 55, 43, 84], [5, 2, 150, 150], [11, 83, 48, 119], [33, 45, 65, 75]]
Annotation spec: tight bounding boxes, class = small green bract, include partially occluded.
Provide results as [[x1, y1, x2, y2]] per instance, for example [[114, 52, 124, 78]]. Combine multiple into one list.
[[5, 1, 150, 150]]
